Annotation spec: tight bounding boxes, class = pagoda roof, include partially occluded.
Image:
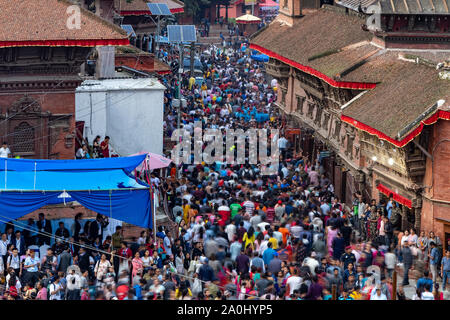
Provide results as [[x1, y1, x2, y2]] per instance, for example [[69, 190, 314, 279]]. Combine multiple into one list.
[[0, 0, 129, 48], [250, 5, 450, 147]]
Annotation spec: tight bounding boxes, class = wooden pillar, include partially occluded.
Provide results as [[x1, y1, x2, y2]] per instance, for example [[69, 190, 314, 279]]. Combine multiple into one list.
[[392, 270, 397, 300], [225, 4, 229, 21], [414, 206, 422, 231], [401, 205, 409, 231]]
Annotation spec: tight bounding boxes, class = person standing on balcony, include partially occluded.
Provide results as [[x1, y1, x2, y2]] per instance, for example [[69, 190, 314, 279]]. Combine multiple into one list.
[[0, 142, 11, 158]]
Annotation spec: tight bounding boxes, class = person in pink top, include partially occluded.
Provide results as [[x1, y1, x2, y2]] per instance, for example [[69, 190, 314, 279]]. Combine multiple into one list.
[[131, 252, 144, 282], [327, 225, 338, 257], [36, 281, 47, 300]]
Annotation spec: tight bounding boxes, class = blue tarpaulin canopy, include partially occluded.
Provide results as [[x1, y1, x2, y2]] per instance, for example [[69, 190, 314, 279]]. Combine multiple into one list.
[[0, 155, 153, 229], [251, 53, 269, 62]]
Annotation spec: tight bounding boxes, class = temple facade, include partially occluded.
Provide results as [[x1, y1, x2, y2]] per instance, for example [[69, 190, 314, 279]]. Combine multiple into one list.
[[250, 0, 450, 246], [0, 0, 128, 159]]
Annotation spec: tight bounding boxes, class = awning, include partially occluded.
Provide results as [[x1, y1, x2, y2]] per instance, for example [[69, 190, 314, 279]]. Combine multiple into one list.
[[236, 13, 261, 24], [376, 183, 412, 209], [0, 155, 153, 228], [120, 0, 184, 15], [260, 0, 279, 9]]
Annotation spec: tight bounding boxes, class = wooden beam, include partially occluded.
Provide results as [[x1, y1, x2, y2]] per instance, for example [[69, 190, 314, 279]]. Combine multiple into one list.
[[403, 0, 410, 13], [443, 0, 449, 13], [416, 0, 423, 11], [390, 0, 397, 12], [429, 0, 436, 12]]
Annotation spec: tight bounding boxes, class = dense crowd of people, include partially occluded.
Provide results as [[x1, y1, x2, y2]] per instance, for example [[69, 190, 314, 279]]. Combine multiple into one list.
[[1, 33, 449, 301]]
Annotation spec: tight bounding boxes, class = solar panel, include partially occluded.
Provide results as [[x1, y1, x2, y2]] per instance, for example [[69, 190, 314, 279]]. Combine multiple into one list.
[[147, 3, 172, 16], [167, 25, 197, 43], [120, 24, 136, 37], [182, 25, 197, 42]]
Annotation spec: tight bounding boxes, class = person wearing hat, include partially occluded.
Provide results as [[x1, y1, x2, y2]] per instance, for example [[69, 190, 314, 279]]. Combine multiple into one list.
[[370, 283, 387, 300], [340, 245, 356, 270]]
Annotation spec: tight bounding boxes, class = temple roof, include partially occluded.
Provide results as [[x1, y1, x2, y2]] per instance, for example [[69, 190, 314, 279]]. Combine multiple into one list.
[[336, 0, 450, 14], [250, 5, 450, 146], [0, 0, 128, 47], [379, 0, 450, 14], [341, 52, 450, 142], [251, 7, 372, 77]]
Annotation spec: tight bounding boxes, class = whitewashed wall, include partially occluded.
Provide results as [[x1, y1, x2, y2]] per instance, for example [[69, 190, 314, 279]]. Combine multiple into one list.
[[76, 79, 165, 156]]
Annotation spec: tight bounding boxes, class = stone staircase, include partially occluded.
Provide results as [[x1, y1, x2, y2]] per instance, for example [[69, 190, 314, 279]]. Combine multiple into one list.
[[198, 24, 227, 46]]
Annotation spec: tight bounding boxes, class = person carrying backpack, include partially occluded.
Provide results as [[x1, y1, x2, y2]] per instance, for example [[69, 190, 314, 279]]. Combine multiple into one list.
[[48, 275, 62, 300]]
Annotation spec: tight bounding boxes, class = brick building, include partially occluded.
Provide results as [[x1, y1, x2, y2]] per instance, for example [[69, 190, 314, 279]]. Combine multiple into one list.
[[0, 0, 128, 159], [250, 0, 450, 246]]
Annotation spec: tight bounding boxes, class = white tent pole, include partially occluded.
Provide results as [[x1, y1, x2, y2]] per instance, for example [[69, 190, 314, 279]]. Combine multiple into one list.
[[4, 159, 7, 190]]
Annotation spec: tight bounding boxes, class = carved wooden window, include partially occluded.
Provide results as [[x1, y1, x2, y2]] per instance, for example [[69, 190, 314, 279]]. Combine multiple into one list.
[[13, 122, 34, 153], [307, 102, 314, 118], [315, 105, 322, 124], [346, 134, 354, 159], [334, 121, 341, 141], [323, 112, 330, 129], [281, 89, 287, 105], [296, 95, 305, 114]]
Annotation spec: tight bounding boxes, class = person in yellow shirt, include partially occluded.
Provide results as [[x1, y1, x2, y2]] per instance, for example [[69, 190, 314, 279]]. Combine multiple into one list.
[[268, 230, 278, 249], [182, 199, 190, 225], [349, 287, 362, 300], [242, 227, 255, 251], [188, 75, 195, 90]]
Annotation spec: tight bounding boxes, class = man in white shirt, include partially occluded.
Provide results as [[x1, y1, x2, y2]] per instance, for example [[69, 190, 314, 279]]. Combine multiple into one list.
[[0, 142, 11, 158], [286, 268, 303, 295], [49, 276, 63, 300], [421, 284, 435, 300], [224, 220, 237, 242]]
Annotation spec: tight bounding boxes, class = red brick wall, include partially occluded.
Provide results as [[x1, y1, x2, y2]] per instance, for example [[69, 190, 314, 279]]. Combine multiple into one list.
[[0, 90, 76, 159], [116, 54, 155, 72], [421, 120, 450, 240], [19, 204, 97, 221]]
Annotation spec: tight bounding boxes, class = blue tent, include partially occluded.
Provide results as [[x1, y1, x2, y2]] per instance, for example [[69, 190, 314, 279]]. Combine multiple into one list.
[[0, 155, 153, 229], [251, 53, 269, 62]]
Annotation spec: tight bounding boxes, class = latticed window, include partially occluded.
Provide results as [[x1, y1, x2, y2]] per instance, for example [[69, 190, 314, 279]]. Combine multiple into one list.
[[13, 122, 34, 153]]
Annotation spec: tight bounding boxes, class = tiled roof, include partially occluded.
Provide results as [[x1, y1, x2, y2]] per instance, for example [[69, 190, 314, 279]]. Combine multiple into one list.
[[342, 52, 450, 139], [251, 7, 372, 73], [154, 58, 170, 72], [337, 0, 450, 14], [0, 0, 127, 44], [250, 5, 450, 142], [117, 0, 184, 12], [335, 0, 378, 11], [379, 0, 450, 14], [308, 42, 380, 78]]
